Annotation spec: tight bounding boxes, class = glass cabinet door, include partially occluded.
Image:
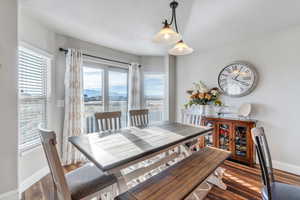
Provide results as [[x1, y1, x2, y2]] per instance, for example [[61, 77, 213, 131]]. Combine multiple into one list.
[[217, 123, 231, 150], [203, 120, 214, 147], [234, 125, 249, 159]]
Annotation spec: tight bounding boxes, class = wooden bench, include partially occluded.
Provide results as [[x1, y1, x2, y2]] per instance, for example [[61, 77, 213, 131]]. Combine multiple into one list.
[[115, 147, 231, 200]]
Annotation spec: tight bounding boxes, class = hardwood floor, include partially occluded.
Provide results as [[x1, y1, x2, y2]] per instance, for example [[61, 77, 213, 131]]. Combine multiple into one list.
[[206, 161, 300, 200], [22, 161, 300, 200]]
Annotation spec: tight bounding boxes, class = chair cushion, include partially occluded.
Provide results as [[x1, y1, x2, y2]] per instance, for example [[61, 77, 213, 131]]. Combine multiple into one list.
[[66, 163, 117, 200], [262, 182, 300, 200]]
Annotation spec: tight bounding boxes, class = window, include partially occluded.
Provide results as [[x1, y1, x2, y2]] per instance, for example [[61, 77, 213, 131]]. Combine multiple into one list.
[[83, 64, 128, 132], [144, 73, 165, 122], [18, 47, 50, 151], [108, 70, 128, 124], [84, 67, 104, 113]]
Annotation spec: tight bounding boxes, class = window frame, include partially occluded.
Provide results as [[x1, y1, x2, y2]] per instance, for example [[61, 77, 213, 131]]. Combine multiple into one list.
[[143, 72, 166, 122], [83, 62, 129, 112], [83, 62, 129, 128], [18, 43, 52, 152]]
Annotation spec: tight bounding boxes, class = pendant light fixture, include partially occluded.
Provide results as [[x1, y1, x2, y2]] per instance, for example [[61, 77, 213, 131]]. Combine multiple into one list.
[[169, 40, 194, 56], [153, 0, 193, 56], [153, 20, 182, 45]]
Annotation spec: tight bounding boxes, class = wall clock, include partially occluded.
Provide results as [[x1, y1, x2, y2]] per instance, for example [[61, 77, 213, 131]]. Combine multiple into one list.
[[218, 62, 258, 97]]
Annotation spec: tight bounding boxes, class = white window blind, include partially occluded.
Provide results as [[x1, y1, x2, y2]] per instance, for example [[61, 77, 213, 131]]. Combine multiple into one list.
[[18, 47, 49, 151]]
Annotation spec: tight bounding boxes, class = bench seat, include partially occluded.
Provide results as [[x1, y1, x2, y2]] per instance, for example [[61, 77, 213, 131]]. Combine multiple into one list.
[[115, 147, 231, 200]]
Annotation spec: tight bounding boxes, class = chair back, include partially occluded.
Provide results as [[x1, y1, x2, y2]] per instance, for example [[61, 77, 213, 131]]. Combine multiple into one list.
[[181, 108, 204, 151], [39, 128, 72, 200], [95, 111, 122, 132], [129, 109, 149, 128], [251, 127, 274, 199], [181, 108, 202, 126]]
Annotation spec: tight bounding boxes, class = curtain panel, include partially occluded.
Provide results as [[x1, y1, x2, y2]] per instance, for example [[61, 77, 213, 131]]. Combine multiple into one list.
[[62, 49, 85, 165], [128, 63, 141, 111]]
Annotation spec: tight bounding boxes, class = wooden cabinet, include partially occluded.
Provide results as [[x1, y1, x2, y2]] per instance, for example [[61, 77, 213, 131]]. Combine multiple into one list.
[[200, 117, 256, 166]]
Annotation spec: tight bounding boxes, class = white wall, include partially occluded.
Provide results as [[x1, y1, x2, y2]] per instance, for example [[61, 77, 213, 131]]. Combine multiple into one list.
[[176, 25, 300, 174], [140, 56, 165, 73], [0, 0, 18, 199]]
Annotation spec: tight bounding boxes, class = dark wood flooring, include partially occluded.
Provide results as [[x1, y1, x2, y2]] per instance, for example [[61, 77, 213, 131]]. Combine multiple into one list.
[[22, 161, 300, 200]]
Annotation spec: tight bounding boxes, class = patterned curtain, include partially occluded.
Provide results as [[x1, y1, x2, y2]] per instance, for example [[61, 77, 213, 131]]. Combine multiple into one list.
[[128, 63, 141, 111], [62, 49, 85, 165]]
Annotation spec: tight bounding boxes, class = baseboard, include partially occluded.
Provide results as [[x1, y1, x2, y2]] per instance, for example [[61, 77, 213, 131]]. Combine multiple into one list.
[[19, 166, 49, 193], [273, 160, 300, 175], [0, 190, 19, 200]]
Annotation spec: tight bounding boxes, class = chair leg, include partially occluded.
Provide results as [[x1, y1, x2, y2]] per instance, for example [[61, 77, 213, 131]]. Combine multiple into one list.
[[52, 184, 59, 200]]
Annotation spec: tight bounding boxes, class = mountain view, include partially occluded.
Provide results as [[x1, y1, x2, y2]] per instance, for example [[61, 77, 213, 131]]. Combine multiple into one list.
[[84, 86, 128, 101], [83, 67, 164, 102]]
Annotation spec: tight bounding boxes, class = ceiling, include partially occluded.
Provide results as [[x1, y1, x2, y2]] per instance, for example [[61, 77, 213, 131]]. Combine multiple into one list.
[[20, 0, 300, 56]]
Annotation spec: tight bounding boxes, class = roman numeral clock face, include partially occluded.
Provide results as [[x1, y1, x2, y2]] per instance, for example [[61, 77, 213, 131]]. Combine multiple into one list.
[[218, 63, 258, 97]]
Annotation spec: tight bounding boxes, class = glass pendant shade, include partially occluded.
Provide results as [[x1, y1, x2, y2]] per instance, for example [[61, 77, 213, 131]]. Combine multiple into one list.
[[153, 24, 182, 45], [168, 40, 194, 56]]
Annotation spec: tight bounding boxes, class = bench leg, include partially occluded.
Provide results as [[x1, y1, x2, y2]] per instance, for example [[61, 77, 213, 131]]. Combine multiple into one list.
[[185, 181, 212, 200], [111, 183, 119, 199], [180, 144, 192, 157], [206, 167, 227, 190], [192, 192, 201, 200]]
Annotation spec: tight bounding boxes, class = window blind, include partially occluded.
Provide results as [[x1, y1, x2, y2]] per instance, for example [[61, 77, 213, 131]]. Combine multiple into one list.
[[18, 48, 49, 150]]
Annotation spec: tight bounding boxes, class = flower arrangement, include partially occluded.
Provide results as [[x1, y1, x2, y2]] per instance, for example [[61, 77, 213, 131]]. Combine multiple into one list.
[[185, 81, 222, 107]]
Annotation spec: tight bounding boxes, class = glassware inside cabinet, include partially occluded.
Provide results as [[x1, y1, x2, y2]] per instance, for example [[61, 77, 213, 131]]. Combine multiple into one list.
[[235, 126, 248, 158], [218, 123, 230, 150]]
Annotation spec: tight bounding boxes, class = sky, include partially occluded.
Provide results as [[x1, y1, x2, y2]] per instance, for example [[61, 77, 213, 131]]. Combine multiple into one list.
[[83, 67, 103, 89]]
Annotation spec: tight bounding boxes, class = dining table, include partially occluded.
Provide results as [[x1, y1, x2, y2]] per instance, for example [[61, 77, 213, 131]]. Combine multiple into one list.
[[69, 121, 213, 192]]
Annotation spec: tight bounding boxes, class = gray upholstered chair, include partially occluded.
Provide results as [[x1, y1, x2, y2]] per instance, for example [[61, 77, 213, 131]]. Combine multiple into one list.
[[95, 111, 122, 132], [129, 109, 149, 128], [39, 128, 118, 200], [251, 127, 300, 200]]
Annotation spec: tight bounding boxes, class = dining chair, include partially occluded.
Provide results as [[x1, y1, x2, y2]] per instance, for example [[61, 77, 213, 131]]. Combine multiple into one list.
[[129, 109, 149, 128], [181, 108, 202, 126], [181, 108, 204, 151], [95, 111, 122, 132], [251, 127, 300, 200], [39, 128, 118, 200]]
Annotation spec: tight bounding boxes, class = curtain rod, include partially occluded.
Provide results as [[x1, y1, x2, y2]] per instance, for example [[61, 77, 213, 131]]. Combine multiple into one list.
[[59, 48, 141, 67]]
